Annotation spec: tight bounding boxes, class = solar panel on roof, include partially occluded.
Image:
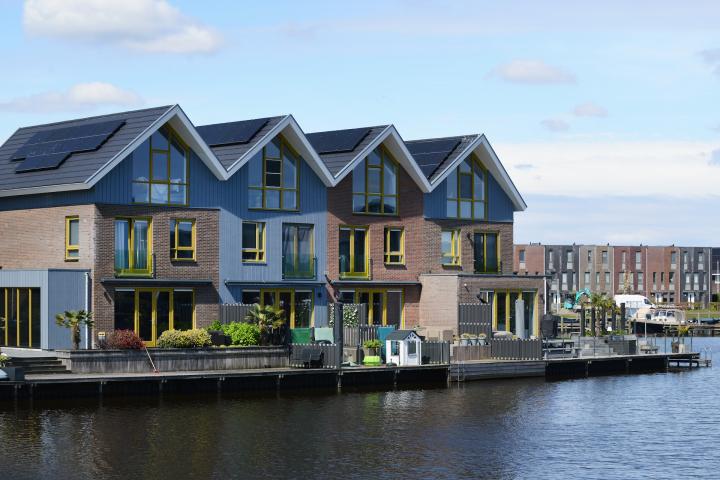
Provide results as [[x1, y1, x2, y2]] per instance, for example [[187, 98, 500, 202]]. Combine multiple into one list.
[[12, 119, 126, 160], [406, 138, 461, 156], [196, 118, 270, 147], [11, 118, 126, 173], [15, 152, 71, 173], [306, 128, 371, 154]]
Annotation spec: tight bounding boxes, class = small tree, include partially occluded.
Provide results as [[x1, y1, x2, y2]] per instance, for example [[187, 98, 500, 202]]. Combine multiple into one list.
[[55, 310, 94, 350], [244, 304, 285, 334]]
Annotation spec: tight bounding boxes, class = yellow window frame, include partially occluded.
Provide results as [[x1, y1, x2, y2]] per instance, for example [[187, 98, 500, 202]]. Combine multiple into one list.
[[492, 290, 538, 335], [447, 154, 488, 220], [65, 215, 80, 261], [473, 231, 500, 273], [441, 229, 462, 266], [259, 288, 315, 329], [353, 145, 399, 216], [115, 217, 153, 277], [339, 225, 370, 279], [1, 287, 37, 348], [132, 125, 190, 206], [131, 288, 196, 347], [170, 219, 196, 261], [282, 223, 315, 278], [354, 288, 405, 327], [384, 227, 405, 265], [249, 135, 300, 211], [242, 221, 266, 263]]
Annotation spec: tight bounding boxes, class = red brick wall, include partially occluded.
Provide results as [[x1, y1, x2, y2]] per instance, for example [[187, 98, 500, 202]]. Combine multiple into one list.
[[92, 204, 220, 336], [0, 204, 97, 270]]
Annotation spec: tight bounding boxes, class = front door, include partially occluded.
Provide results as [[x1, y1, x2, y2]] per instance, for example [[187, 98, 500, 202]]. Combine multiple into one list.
[[136, 289, 172, 347]]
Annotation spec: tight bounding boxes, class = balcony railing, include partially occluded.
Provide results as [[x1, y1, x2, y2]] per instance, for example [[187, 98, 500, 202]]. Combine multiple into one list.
[[282, 256, 317, 280]]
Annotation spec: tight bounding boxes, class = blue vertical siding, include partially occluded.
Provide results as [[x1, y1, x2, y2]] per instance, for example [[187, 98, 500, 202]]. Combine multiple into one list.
[[423, 168, 516, 222]]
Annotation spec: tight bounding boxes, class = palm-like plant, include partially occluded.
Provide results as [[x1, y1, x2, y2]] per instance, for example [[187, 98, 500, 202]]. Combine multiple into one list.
[[244, 304, 285, 334], [55, 310, 94, 350]]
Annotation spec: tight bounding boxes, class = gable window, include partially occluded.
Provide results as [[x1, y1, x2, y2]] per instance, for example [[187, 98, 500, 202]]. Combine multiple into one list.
[[65, 216, 79, 261], [170, 219, 195, 261], [282, 224, 314, 279], [248, 136, 299, 211], [473, 232, 498, 273], [115, 218, 152, 276], [242, 222, 266, 263], [352, 146, 398, 215], [339, 226, 368, 278], [132, 126, 189, 205], [446, 155, 486, 219], [441, 229, 461, 266], [384, 227, 405, 265]]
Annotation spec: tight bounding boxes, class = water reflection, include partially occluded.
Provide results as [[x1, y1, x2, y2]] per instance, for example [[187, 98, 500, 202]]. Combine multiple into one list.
[[2, 339, 720, 479]]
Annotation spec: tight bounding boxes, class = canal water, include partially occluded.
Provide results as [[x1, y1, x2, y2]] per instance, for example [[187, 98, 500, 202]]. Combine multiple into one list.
[[2, 338, 719, 480]]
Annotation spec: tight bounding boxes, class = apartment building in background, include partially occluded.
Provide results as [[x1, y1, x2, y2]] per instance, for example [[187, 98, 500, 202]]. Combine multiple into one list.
[[515, 243, 713, 310]]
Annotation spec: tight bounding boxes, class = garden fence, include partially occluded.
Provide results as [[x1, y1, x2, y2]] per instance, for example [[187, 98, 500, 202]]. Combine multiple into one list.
[[490, 339, 542, 360], [219, 304, 254, 324], [421, 341, 451, 365], [458, 303, 493, 337], [289, 343, 340, 369]]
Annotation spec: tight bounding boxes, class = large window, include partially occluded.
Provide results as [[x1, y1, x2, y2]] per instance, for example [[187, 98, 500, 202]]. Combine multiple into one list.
[[282, 224, 314, 279], [339, 226, 368, 278], [446, 155, 486, 219], [113, 289, 194, 347], [242, 222, 266, 263], [65, 216, 79, 261], [115, 218, 152, 276], [352, 146, 398, 215], [473, 232, 499, 273], [441, 229, 461, 266], [170, 219, 195, 261], [384, 227, 405, 265], [258, 289, 313, 328], [249, 136, 299, 210], [132, 126, 189, 205]]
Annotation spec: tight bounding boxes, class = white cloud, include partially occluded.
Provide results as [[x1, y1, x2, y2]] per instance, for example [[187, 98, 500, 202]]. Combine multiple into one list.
[[0, 82, 143, 113], [488, 60, 576, 84], [495, 140, 720, 198], [572, 102, 608, 117], [540, 118, 570, 132], [23, 0, 222, 54]]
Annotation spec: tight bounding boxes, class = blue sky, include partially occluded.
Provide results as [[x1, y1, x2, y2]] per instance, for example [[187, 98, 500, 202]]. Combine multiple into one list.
[[2, 1, 720, 245]]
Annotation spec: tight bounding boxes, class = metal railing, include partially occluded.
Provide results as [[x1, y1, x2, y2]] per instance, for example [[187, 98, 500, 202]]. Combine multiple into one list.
[[282, 256, 317, 279]]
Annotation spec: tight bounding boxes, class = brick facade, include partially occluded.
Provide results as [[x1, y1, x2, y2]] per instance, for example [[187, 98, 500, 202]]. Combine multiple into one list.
[[92, 204, 220, 336], [0, 204, 97, 270], [514, 243, 545, 276]]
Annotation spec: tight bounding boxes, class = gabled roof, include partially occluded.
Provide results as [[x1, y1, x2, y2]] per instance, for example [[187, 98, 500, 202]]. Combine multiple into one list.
[[198, 115, 335, 187], [307, 125, 432, 192], [0, 105, 227, 197], [385, 330, 420, 341], [407, 134, 527, 211]]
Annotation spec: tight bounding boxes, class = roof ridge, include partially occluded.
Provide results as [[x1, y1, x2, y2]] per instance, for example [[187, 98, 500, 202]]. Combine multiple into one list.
[[197, 115, 287, 128], [307, 125, 389, 135], [15, 105, 174, 131], [407, 134, 479, 143]]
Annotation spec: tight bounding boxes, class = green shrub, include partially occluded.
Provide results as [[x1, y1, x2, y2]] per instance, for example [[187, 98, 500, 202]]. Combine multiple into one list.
[[363, 339, 382, 349], [206, 320, 224, 332], [223, 322, 260, 346], [157, 329, 211, 348]]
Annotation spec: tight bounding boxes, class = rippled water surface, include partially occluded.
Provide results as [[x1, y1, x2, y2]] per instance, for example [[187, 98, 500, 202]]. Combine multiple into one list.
[[1, 338, 719, 480]]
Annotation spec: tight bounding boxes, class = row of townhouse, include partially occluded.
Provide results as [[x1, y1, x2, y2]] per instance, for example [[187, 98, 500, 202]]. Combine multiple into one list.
[[0, 105, 544, 350], [514, 243, 714, 309]]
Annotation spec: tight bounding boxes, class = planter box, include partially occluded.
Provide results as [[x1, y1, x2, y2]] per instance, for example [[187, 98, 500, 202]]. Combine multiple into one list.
[[1, 366, 25, 381], [56, 347, 289, 374]]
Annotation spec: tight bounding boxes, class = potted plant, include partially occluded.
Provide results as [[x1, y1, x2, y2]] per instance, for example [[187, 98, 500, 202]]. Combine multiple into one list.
[[363, 339, 382, 357], [245, 304, 285, 345], [477, 333, 488, 346], [55, 310, 94, 350], [0, 353, 24, 382], [460, 333, 473, 346]]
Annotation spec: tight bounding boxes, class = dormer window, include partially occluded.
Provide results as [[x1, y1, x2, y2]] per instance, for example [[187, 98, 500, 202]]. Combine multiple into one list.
[[352, 146, 398, 215], [446, 155, 486, 220], [132, 126, 189, 205], [248, 136, 299, 211]]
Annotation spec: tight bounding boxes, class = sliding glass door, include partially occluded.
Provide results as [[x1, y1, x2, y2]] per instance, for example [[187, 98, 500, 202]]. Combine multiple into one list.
[[1, 288, 41, 348]]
